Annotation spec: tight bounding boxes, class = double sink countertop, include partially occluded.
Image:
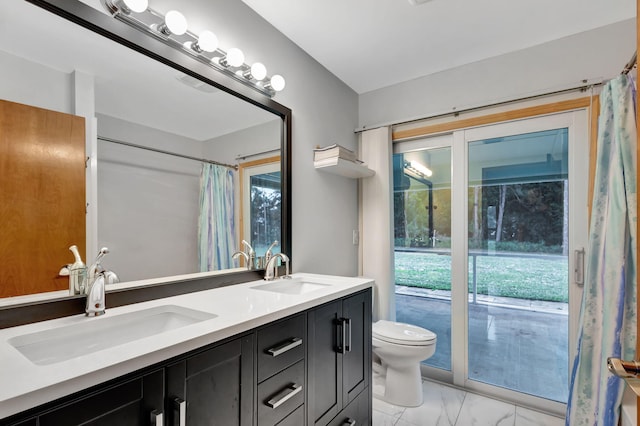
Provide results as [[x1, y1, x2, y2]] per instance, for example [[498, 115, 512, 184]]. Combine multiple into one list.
[[0, 273, 374, 419]]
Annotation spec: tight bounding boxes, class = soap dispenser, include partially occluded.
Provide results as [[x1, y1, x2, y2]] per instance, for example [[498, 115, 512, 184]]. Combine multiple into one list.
[[68, 245, 86, 295]]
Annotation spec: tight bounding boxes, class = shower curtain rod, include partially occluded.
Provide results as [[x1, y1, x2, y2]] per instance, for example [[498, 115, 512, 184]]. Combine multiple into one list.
[[98, 136, 238, 170], [355, 80, 604, 133], [235, 148, 280, 161], [621, 50, 637, 75]]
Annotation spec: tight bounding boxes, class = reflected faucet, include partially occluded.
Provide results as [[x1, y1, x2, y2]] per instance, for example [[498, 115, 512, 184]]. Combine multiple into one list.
[[233, 240, 256, 270], [264, 253, 290, 281], [84, 247, 119, 316]]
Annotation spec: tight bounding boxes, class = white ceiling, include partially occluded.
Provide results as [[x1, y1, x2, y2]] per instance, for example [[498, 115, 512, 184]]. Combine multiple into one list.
[[241, 0, 636, 94]]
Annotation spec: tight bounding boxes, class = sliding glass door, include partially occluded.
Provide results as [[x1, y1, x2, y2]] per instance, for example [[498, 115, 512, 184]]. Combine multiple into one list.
[[393, 110, 588, 409], [394, 135, 453, 371]]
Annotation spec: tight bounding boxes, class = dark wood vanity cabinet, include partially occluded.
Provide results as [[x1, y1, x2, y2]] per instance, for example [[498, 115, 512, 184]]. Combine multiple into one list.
[[165, 335, 254, 426], [2, 289, 372, 426], [2, 369, 165, 426], [307, 290, 372, 426]]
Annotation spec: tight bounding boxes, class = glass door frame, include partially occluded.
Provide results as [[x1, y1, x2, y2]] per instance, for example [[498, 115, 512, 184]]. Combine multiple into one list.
[[394, 109, 589, 415]]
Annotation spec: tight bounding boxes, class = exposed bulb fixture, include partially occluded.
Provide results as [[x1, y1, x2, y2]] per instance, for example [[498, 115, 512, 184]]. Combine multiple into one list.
[[105, 0, 148, 14], [104, 2, 285, 97], [243, 62, 267, 81], [265, 74, 286, 92], [191, 30, 218, 53], [219, 48, 244, 67], [158, 10, 188, 36]]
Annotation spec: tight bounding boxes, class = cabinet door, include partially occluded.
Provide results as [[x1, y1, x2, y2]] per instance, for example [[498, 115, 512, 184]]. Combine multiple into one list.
[[37, 369, 164, 426], [327, 388, 370, 426], [166, 335, 254, 426], [341, 290, 371, 406], [307, 300, 343, 426]]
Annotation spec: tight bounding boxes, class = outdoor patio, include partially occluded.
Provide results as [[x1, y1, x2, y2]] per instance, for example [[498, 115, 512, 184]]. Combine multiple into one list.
[[395, 286, 569, 403]]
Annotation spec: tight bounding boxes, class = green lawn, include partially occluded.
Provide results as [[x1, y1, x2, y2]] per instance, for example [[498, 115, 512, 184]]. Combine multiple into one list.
[[395, 251, 569, 302]]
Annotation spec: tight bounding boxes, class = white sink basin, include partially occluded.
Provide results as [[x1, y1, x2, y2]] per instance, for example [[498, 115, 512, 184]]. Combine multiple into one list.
[[252, 278, 331, 295], [9, 305, 217, 365]]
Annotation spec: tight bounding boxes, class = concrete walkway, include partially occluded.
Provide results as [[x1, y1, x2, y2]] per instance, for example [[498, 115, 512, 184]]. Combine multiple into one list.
[[395, 286, 569, 403]]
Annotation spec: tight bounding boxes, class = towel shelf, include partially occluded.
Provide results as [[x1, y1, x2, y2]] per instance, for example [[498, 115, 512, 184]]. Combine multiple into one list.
[[314, 157, 375, 179]]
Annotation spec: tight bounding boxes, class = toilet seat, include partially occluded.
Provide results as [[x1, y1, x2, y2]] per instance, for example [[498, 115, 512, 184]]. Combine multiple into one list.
[[373, 320, 436, 346]]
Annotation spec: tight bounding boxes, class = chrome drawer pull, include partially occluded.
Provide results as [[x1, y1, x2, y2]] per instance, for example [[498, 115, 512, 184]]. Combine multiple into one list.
[[174, 397, 186, 426], [267, 337, 302, 357], [266, 383, 303, 409], [343, 419, 356, 426], [150, 409, 163, 426]]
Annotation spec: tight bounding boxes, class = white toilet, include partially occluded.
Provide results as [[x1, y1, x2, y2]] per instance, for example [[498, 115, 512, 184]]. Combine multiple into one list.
[[372, 320, 437, 407]]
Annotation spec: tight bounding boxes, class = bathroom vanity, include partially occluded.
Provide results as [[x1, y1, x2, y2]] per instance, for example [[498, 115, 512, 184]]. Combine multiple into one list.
[[0, 274, 372, 426]]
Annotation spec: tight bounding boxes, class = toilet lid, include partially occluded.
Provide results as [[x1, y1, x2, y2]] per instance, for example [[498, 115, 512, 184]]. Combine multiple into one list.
[[372, 320, 436, 346]]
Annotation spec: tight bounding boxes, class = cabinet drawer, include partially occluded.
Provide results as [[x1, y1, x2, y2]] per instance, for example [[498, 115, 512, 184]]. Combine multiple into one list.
[[258, 360, 305, 426], [258, 313, 305, 382], [275, 404, 304, 426]]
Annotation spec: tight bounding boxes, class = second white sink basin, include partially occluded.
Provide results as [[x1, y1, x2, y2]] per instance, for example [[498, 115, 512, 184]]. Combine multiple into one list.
[[251, 278, 331, 295], [9, 305, 217, 365]]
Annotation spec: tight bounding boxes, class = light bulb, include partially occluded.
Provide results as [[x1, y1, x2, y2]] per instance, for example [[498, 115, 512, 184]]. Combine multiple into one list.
[[250, 62, 267, 81], [196, 30, 218, 53], [225, 48, 245, 67], [164, 10, 187, 35], [269, 75, 286, 92], [121, 0, 147, 13]]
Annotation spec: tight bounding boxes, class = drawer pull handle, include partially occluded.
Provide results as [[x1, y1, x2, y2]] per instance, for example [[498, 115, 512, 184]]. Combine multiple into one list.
[[150, 409, 164, 426], [267, 337, 302, 357], [174, 397, 186, 426], [343, 419, 356, 426], [266, 383, 303, 409]]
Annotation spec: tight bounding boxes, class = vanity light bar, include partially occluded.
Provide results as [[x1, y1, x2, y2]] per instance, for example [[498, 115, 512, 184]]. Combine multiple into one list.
[[101, 0, 285, 98]]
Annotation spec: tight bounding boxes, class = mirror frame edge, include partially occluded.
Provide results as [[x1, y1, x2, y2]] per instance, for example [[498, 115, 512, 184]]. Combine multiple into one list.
[[0, 0, 293, 329]]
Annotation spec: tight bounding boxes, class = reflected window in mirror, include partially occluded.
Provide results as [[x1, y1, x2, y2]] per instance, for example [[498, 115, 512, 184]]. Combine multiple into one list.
[[239, 157, 282, 263]]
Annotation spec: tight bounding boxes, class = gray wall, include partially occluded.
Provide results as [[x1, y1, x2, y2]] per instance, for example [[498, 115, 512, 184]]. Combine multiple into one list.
[[359, 19, 636, 128], [161, 0, 361, 276]]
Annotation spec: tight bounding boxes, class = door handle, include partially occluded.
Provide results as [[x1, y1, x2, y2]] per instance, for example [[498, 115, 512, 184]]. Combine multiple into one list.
[[574, 248, 585, 286], [607, 357, 640, 378], [150, 409, 164, 426], [173, 397, 186, 426]]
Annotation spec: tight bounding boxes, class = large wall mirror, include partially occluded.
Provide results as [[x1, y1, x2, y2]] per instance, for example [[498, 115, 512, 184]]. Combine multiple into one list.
[[0, 0, 291, 307]]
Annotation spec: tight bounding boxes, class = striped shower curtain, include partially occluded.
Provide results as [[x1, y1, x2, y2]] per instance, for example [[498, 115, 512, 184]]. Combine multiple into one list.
[[198, 164, 236, 271], [566, 74, 637, 425]]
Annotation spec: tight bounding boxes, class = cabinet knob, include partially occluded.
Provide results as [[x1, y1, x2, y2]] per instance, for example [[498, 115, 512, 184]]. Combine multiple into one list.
[[343, 418, 356, 426]]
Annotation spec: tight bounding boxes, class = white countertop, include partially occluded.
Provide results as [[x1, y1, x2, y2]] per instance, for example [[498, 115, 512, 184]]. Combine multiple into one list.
[[0, 273, 373, 419]]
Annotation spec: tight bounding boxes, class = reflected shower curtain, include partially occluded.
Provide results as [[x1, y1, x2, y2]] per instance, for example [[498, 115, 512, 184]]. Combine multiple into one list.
[[198, 164, 236, 271], [566, 74, 637, 426]]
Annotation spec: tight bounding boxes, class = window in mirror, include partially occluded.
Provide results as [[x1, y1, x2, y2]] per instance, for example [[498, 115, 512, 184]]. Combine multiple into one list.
[[240, 157, 282, 260]]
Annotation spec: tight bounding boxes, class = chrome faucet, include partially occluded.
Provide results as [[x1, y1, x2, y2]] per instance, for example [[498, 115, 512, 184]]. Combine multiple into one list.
[[264, 253, 290, 281], [233, 240, 256, 270], [86, 273, 106, 316], [265, 240, 279, 265], [84, 247, 119, 316]]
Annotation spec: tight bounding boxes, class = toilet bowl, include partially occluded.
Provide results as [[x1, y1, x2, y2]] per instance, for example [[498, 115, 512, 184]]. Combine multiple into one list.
[[372, 320, 436, 407]]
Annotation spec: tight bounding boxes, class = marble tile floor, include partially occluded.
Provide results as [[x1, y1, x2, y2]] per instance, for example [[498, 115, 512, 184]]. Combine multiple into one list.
[[372, 375, 565, 426]]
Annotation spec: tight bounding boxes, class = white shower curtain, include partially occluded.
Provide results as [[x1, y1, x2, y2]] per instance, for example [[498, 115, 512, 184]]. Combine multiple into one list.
[[198, 164, 236, 271], [566, 74, 637, 426]]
